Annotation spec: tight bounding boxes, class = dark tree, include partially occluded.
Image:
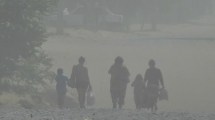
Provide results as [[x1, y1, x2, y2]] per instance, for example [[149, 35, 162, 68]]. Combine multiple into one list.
[[0, 0, 56, 95]]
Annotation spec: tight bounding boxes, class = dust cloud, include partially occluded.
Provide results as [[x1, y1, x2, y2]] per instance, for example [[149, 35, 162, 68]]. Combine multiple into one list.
[[41, 0, 215, 113], [43, 33, 215, 113]]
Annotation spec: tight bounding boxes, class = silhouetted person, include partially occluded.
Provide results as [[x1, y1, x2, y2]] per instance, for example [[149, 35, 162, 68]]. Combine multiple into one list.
[[108, 56, 130, 109], [55, 68, 69, 108], [70, 56, 92, 109], [144, 59, 164, 112], [131, 74, 145, 110]]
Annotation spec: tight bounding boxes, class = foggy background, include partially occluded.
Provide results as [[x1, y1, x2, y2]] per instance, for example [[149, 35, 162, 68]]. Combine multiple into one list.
[[1, 0, 215, 113], [43, 36, 215, 113], [42, 0, 215, 112]]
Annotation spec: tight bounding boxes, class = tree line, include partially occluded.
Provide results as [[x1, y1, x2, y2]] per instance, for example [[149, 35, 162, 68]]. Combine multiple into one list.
[[59, 0, 213, 22], [55, 0, 213, 32]]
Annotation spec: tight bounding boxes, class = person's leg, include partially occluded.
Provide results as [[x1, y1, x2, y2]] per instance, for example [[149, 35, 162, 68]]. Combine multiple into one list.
[[57, 93, 62, 108], [77, 88, 82, 108], [134, 94, 138, 109], [154, 103, 158, 112], [57, 92, 65, 109], [81, 87, 87, 109], [153, 96, 158, 112], [119, 84, 127, 109], [146, 94, 153, 112], [77, 88, 85, 109], [152, 86, 159, 112], [111, 89, 117, 109], [137, 93, 143, 110], [134, 92, 142, 109], [150, 95, 158, 113]]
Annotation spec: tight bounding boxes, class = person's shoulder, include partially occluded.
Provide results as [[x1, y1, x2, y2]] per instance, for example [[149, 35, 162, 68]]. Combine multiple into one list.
[[73, 64, 80, 70], [55, 75, 59, 80], [56, 75, 65, 80], [122, 65, 128, 69], [155, 67, 161, 71], [122, 65, 127, 68], [63, 75, 68, 79], [110, 64, 115, 68], [122, 65, 130, 75], [109, 64, 115, 70], [146, 68, 150, 72], [73, 64, 78, 68], [108, 64, 115, 73], [83, 66, 88, 71]]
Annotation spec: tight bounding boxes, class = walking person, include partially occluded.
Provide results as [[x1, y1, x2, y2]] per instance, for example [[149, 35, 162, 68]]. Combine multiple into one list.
[[144, 59, 164, 112], [131, 74, 145, 110], [108, 56, 130, 109], [70, 56, 92, 109], [55, 68, 69, 108]]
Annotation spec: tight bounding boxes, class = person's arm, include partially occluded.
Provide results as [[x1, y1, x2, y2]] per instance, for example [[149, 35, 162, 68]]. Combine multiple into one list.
[[53, 76, 57, 84], [125, 66, 130, 77], [65, 76, 69, 82], [86, 68, 92, 91], [108, 65, 113, 74], [123, 66, 130, 83], [68, 66, 76, 88], [143, 69, 148, 87], [70, 66, 76, 81], [159, 69, 164, 88], [131, 80, 136, 87]]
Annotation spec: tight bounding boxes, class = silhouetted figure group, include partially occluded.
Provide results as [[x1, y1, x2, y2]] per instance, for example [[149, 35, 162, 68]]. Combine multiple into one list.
[[55, 57, 92, 109], [131, 59, 164, 112], [55, 56, 165, 112]]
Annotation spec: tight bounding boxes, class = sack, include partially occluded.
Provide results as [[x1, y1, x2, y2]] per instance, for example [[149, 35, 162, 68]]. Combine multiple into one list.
[[86, 90, 95, 106], [68, 78, 76, 88], [159, 88, 168, 101]]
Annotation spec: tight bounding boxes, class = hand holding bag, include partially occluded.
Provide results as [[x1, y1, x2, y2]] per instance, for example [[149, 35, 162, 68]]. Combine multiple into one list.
[[159, 88, 168, 101], [86, 89, 95, 106]]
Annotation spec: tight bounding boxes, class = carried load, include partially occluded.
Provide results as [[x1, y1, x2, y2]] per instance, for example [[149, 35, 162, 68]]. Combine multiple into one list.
[[159, 88, 168, 101]]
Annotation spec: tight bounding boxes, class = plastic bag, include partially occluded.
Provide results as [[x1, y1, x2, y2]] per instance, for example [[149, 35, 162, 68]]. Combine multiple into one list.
[[86, 90, 95, 106], [159, 88, 168, 101]]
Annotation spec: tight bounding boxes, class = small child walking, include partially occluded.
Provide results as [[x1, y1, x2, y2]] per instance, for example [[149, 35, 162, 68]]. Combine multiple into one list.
[[55, 68, 68, 108], [131, 74, 145, 109]]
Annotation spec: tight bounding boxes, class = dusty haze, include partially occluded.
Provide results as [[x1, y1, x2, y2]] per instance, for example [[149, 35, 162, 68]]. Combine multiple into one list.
[[43, 30, 215, 113], [2, 1, 215, 119], [41, 0, 215, 113]]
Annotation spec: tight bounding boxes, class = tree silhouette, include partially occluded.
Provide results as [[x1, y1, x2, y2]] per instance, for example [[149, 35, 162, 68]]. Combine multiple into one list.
[[0, 0, 56, 95]]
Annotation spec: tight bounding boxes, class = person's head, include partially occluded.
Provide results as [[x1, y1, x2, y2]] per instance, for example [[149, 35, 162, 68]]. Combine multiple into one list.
[[57, 68, 63, 75], [135, 74, 143, 81], [79, 56, 85, 65], [114, 56, 123, 65], [149, 59, 155, 68]]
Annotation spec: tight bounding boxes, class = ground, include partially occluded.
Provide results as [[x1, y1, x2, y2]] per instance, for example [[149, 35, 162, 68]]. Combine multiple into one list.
[[1, 107, 215, 120]]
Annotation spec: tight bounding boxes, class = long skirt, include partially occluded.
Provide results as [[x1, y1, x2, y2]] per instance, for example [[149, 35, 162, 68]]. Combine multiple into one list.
[[145, 84, 159, 109]]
